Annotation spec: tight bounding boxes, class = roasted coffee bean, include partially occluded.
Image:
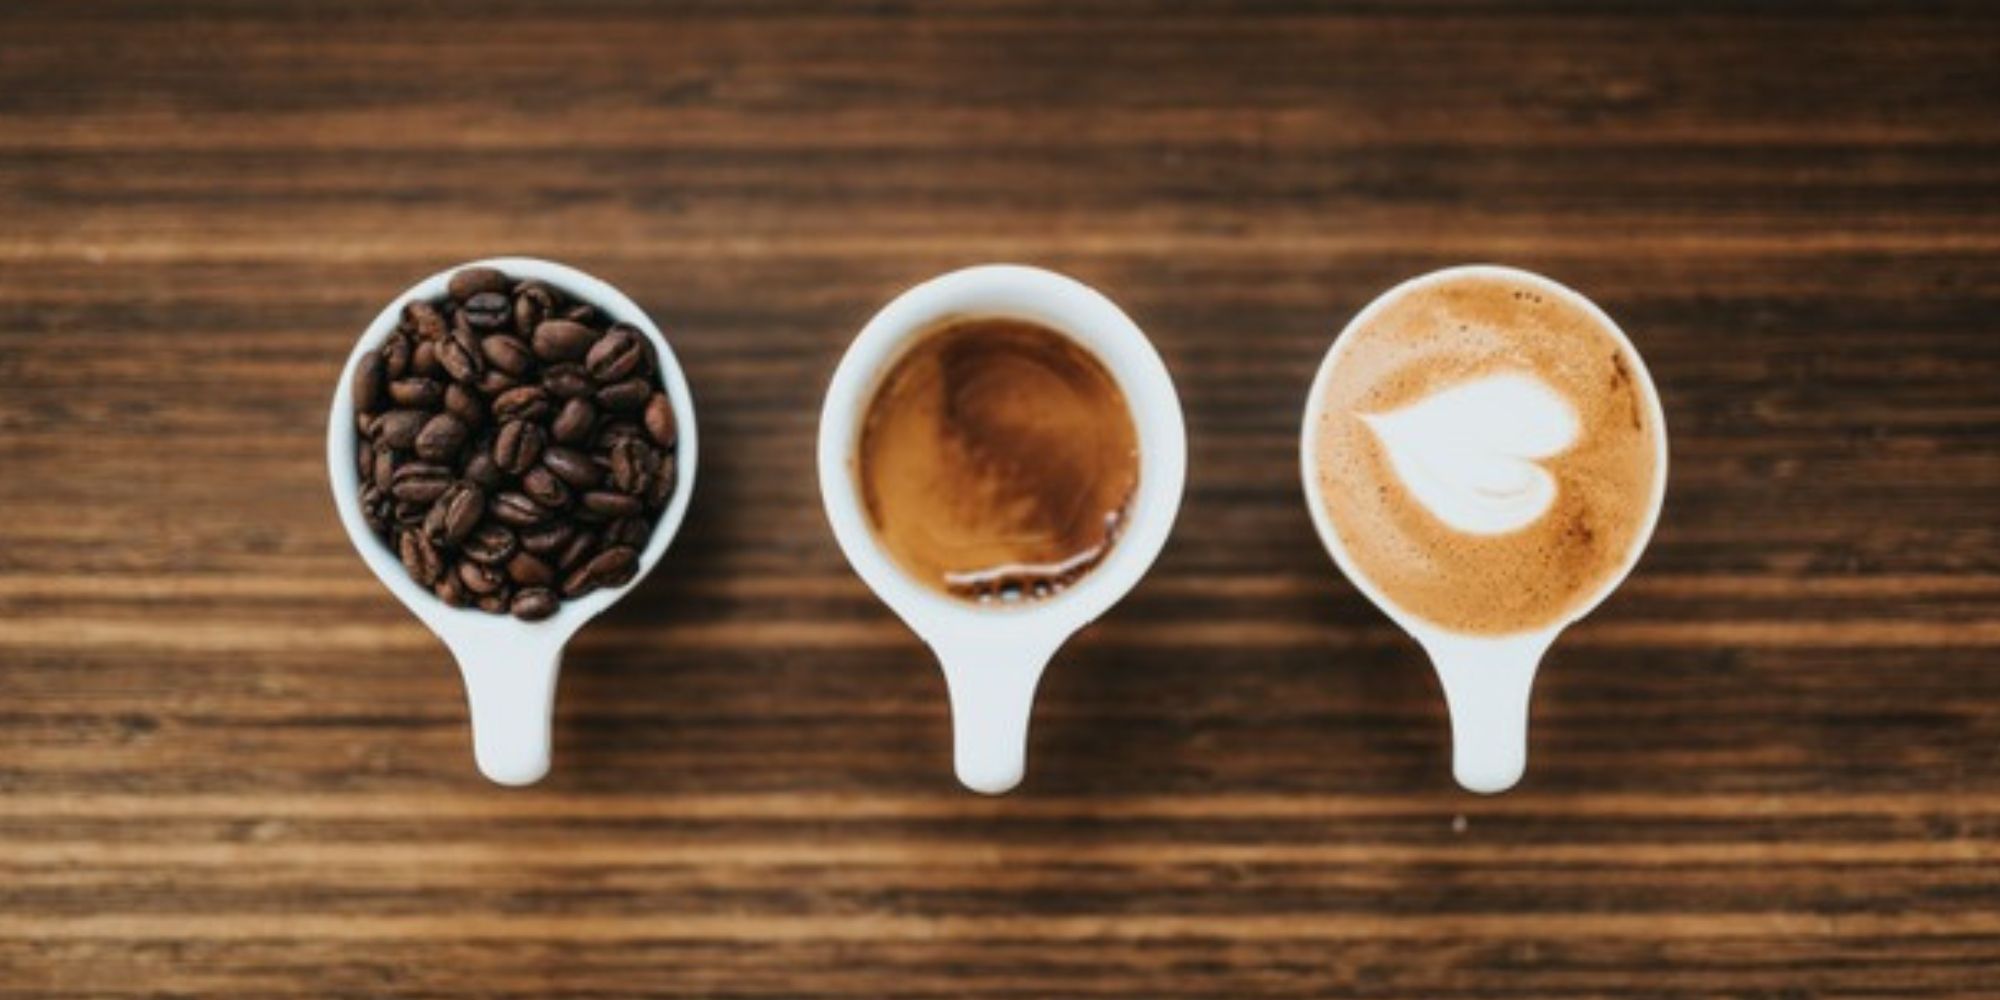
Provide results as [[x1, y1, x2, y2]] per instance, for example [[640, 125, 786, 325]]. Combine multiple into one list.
[[354, 349, 386, 412], [389, 377, 444, 409], [413, 413, 468, 462], [541, 363, 594, 399], [444, 383, 484, 428], [492, 385, 551, 422], [582, 490, 643, 519], [372, 409, 427, 450], [595, 421, 645, 453], [586, 325, 644, 382], [513, 299, 544, 339], [437, 482, 485, 545], [480, 334, 534, 377], [560, 572, 598, 600], [564, 545, 639, 598], [515, 279, 557, 303], [410, 339, 442, 377], [382, 334, 412, 379], [556, 530, 599, 572], [389, 462, 453, 504], [513, 282, 557, 336], [405, 300, 447, 340], [458, 559, 507, 596], [520, 522, 573, 556], [491, 491, 549, 528], [439, 326, 484, 383], [522, 465, 571, 509], [360, 485, 390, 533], [597, 545, 641, 586], [448, 266, 509, 303], [509, 587, 559, 622], [372, 447, 399, 487], [541, 445, 602, 489], [604, 516, 651, 549], [532, 319, 598, 362], [608, 439, 657, 496], [646, 459, 678, 509], [422, 498, 451, 542], [644, 392, 677, 448], [393, 500, 430, 526], [476, 591, 511, 614], [473, 368, 519, 396], [563, 302, 601, 325], [356, 442, 377, 483], [612, 324, 654, 376], [463, 522, 518, 565], [552, 397, 595, 445], [463, 291, 511, 331], [506, 551, 555, 587], [398, 530, 445, 585], [492, 420, 545, 475], [463, 448, 502, 490], [434, 572, 471, 608], [596, 377, 651, 412]]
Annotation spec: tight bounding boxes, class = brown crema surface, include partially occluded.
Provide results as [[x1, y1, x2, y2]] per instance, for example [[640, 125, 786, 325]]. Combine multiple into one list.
[[859, 317, 1139, 602], [1313, 273, 1661, 634]]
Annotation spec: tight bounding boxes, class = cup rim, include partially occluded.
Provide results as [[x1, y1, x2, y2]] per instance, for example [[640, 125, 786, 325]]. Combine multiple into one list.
[[326, 256, 699, 636], [1299, 263, 1670, 640], [817, 263, 1187, 645]]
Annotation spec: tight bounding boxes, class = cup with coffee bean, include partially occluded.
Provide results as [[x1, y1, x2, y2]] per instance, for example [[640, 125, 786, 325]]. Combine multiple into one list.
[[328, 258, 696, 786]]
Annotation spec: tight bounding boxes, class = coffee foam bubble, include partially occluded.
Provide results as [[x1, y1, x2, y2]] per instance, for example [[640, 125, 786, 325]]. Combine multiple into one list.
[[1312, 272, 1660, 635]]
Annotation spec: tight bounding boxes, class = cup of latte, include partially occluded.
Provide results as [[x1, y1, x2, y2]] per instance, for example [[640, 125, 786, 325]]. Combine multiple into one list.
[[1301, 265, 1668, 793], [819, 265, 1187, 794]]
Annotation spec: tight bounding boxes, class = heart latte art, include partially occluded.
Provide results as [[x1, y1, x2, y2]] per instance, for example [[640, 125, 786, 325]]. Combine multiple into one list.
[[1360, 372, 1579, 537], [1310, 271, 1662, 635]]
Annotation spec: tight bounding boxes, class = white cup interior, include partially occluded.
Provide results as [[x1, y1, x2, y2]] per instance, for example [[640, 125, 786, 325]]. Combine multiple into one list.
[[326, 256, 698, 785], [1298, 264, 1669, 792], [817, 264, 1187, 793]]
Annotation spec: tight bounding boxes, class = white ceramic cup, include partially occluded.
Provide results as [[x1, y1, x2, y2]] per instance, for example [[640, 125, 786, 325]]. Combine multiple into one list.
[[327, 257, 698, 787], [818, 264, 1187, 795], [1300, 264, 1668, 794]]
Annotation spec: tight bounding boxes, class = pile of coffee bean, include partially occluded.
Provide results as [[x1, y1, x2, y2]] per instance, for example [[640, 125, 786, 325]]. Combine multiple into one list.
[[351, 267, 680, 621]]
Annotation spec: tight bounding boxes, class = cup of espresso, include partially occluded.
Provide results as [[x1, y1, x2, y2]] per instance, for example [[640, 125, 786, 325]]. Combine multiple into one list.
[[819, 264, 1187, 794], [1301, 265, 1668, 793]]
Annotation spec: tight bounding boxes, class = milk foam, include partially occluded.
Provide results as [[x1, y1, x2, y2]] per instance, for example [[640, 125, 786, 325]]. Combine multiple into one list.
[[1359, 371, 1579, 536]]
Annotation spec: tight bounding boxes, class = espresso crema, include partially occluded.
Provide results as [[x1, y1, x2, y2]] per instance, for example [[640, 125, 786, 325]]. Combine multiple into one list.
[[859, 317, 1139, 603]]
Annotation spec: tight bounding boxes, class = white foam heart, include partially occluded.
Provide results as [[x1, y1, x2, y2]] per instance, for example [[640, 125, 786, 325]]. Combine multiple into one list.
[[1359, 371, 1579, 536]]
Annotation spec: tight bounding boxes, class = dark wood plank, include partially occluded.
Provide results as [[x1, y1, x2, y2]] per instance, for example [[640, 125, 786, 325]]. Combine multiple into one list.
[[2, 1, 1998, 995]]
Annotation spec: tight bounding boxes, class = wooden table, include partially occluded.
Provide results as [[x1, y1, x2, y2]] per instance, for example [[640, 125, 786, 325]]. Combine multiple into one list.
[[4, 2, 1998, 995]]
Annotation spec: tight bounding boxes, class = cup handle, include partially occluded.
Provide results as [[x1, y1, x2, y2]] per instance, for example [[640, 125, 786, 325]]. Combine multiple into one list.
[[1418, 629, 1557, 794], [442, 629, 567, 787], [932, 633, 1062, 795]]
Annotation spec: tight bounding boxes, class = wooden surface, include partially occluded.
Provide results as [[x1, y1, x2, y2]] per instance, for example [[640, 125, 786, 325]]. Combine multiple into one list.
[[4, 2, 1999, 996]]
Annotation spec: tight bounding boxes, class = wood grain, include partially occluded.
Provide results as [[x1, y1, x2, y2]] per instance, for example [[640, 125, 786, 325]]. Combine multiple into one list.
[[3, 1, 1999, 996]]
